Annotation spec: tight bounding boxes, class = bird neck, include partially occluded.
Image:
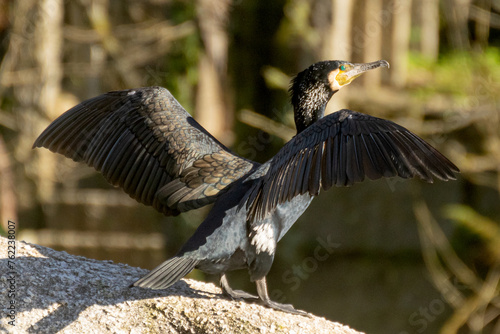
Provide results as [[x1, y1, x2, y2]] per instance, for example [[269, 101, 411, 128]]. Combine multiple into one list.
[[293, 89, 337, 133]]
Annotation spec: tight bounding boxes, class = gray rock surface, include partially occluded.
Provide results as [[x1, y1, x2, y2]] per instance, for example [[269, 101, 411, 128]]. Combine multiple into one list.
[[0, 236, 363, 333]]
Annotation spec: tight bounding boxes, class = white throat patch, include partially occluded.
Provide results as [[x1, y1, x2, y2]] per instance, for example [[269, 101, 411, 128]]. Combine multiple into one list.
[[328, 69, 342, 91]]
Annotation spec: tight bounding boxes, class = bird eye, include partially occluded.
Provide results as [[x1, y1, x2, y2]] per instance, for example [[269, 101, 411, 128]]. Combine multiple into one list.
[[340, 65, 346, 71]]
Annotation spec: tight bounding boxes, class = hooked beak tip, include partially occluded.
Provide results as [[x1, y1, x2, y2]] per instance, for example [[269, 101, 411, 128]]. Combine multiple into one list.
[[356, 59, 390, 73]]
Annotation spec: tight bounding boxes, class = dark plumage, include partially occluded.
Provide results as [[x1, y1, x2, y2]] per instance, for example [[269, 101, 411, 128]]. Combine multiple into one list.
[[33, 60, 459, 316]]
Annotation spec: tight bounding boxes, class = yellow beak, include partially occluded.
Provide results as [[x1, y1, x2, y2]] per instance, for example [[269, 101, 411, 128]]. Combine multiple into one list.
[[335, 60, 390, 87]]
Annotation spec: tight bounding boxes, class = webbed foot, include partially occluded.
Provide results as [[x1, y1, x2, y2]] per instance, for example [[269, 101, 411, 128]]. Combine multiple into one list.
[[258, 299, 310, 317], [256, 276, 311, 317], [220, 273, 310, 316], [220, 273, 258, 300]]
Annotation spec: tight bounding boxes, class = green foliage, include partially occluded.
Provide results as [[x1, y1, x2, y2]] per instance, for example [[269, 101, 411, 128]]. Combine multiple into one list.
[[444, 204, 500, 263], [408, 48, 500, 106]]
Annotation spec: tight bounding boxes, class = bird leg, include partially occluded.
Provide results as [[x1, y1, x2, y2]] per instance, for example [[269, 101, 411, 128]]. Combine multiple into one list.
[[220, 273, 258, 300], [255, 277, 310, 317]]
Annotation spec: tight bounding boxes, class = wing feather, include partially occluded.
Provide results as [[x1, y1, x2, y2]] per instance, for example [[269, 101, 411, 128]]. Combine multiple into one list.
[[34, 87, 257, 216], [247, 109, 459, 221], [321, 136, 334, 190]]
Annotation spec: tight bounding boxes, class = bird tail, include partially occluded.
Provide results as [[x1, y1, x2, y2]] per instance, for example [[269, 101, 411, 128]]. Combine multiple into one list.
[[132, 256, 199, 289]]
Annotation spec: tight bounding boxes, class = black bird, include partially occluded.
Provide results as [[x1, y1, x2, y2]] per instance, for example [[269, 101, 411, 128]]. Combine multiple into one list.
[[33, 60, 459, 315]]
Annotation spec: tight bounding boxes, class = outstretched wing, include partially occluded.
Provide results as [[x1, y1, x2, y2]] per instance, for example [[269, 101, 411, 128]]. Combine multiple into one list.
[[34, 86, 256, 216], [246, 109, 459, 220]]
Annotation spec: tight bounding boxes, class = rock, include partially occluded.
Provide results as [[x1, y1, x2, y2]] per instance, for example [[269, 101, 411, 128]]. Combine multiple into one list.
[[0, 236, 363, 333]]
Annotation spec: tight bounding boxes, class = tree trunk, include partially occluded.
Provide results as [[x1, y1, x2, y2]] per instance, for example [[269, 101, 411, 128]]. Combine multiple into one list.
[[195, 0, 233, 146], [390, 0, 412, 87], [0, 136, 17, 231], [472, 0, 492, 51], [442, 0, 472, 50], [322, 0, 355, 114], [419, 0, 440, 61], [32, 0, 64, 203], [361, 0, 384, 87]]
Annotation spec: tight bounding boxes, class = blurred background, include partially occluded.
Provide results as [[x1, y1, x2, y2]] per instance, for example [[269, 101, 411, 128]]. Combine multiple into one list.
[[0, 0, 499, 333]]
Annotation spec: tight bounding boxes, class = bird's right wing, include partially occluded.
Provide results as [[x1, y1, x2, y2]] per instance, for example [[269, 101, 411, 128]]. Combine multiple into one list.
[[33, 87, 256, 216], [245, 109, 459, 221]]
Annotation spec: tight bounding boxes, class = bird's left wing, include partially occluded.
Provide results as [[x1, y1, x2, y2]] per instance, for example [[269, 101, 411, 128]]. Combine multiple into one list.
[[34, 87, 256, 216], [246, 109, 459, 221]]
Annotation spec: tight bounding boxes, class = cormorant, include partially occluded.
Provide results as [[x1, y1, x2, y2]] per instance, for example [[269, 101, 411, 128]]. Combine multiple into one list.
[[33, 60, 459, 315]]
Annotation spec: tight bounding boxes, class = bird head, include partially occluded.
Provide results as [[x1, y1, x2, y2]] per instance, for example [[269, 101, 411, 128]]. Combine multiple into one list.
[[290, 60, 390, 133]]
